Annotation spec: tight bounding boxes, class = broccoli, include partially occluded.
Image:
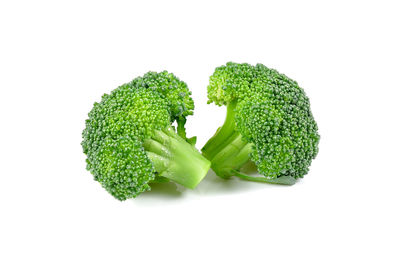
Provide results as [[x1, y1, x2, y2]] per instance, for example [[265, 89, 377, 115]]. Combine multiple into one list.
[[82, 71, 211, 200], [202, 62, 320, 185]]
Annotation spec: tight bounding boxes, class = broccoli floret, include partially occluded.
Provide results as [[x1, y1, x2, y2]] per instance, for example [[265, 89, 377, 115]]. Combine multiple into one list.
[[202, 62, 320, 184], [82, 72, 210, 200]]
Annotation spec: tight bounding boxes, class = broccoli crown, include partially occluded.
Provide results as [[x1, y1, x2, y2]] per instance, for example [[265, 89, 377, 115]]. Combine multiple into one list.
[[208, 62, 255, 106], [82, 71, 198, 200], [90, 135, 155, 200], [131, 71, 194, 120], [206, 62, 320, 179]]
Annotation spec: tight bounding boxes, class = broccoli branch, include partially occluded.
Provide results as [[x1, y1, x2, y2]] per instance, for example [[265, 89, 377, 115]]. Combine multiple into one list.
[[201, 101, 253, 178]]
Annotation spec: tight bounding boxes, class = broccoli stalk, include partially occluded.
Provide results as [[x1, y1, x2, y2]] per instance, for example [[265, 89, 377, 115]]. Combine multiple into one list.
[[202, 100, 251, 177], [144, 126, 210, 189]]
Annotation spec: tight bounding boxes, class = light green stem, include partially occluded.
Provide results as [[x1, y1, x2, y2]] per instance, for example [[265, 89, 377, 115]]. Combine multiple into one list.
[[201, 100, 255, 178], [208, 133, 253, 178], [144, 126, 211, 189], [202, 100, 238, 160]]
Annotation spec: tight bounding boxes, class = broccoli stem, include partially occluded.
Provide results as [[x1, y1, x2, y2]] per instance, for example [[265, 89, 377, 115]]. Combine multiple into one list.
[[201, 100, 238, 160], [144, 126, 211, 189], [201, 100, 255, 178], [207, 132, 253, 178], [177, 117, 197, 145]]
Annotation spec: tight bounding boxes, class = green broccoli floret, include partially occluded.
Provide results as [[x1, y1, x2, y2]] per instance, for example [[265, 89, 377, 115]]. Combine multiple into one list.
[[202, 62, 320, 185], [82, 72, 211, 200]]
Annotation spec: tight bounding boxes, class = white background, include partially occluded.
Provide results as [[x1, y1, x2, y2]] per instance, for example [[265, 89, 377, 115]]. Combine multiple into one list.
[[1, 0, 399, 256]]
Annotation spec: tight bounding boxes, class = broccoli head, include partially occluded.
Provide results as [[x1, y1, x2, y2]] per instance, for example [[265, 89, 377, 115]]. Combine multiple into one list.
[[202, 62, 320, 184], [82, 72, 210, 200]]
